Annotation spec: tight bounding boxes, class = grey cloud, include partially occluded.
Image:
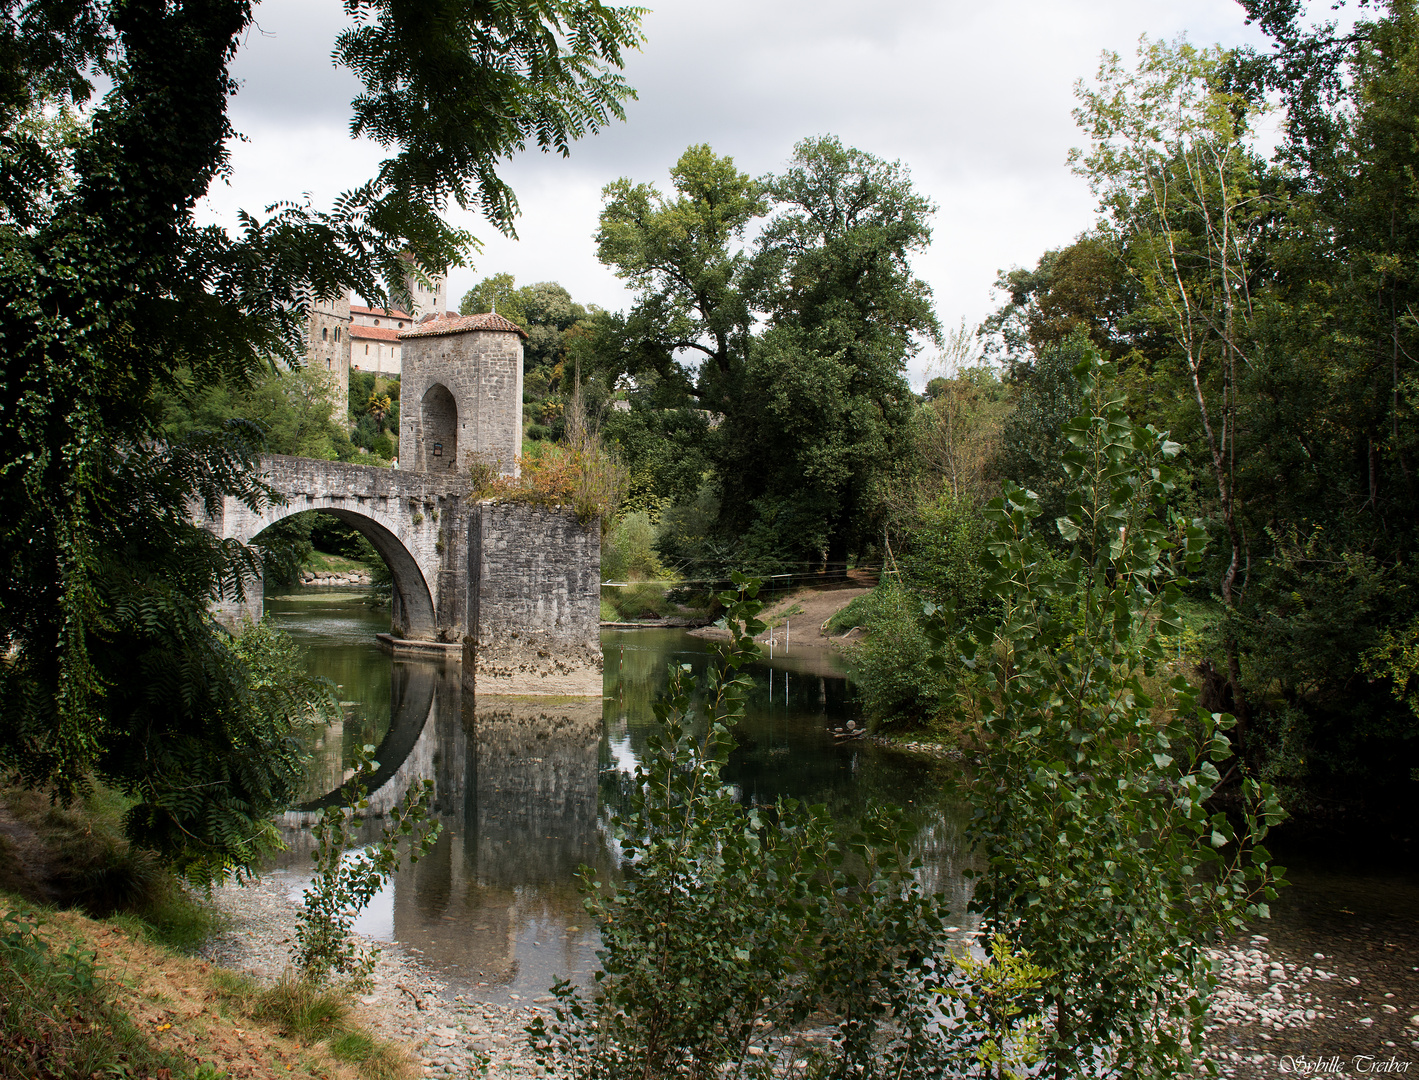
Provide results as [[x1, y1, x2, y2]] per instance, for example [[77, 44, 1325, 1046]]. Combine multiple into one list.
[[213, 0, 1281, 387]]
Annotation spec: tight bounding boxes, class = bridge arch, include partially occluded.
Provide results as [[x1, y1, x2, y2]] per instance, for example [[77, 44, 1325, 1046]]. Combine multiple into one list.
[[253, 505, 437, 639], [212, 457, 455, 642]]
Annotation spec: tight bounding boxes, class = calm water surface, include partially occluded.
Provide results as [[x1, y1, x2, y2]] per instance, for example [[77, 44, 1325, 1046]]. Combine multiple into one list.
[[263, 590, 975, 1004], [263, 589, 1419, 1036]]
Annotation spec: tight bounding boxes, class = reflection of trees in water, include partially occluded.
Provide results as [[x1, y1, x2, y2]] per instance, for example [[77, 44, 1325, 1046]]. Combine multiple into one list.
[[601, 637, 974, 910]]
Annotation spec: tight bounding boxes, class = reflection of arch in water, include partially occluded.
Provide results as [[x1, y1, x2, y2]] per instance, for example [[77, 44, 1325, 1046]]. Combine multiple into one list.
[[295, 660, 440, 812]]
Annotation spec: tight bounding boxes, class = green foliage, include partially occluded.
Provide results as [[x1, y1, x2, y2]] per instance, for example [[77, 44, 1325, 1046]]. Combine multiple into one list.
[[478, 437, 629, 526], [530, 577, 1047, 1079], [461, 275, 599, 375], [601, 399, 712, 514], [461, 272, 526, 323], [294, 743, 441, 986], [652, 482, 731, 578], [935, 936, 1051, 1080], [600, 511, 666, 582], [602, 581, 672, 621], [0, 0, 643, 881], [846, 582, 952, 733], [934, 356, 1285, 1077], [982, 233, 1138, 371], [896, 490, 989, 613], [0, 905, 189, 1080], [160, 365, 357, 462], [993, 330, 1091, 539]]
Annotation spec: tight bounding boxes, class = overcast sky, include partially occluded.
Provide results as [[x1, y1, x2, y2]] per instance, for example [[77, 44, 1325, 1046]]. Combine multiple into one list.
[[202, 0, 1293, 388]]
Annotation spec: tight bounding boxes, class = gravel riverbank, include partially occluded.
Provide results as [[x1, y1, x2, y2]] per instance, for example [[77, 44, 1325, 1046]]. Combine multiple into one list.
[[202, 869, 1419, 1078], [202, 876, 548, 1078]]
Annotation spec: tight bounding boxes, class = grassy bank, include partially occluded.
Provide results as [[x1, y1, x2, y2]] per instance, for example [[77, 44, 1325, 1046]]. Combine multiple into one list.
[[0, 783, 413, 1080], [0, 897, 413, 1080]]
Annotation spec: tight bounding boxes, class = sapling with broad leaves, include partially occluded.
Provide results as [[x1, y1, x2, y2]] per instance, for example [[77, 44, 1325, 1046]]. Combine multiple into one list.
[[929, 352, 1285, 1077], [293, 743, 441, 986], [528, 575, 1049, 1080]]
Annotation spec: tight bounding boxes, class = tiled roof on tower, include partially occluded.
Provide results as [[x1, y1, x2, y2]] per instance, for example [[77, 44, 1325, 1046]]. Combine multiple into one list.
[[398, 311, 529, 340]]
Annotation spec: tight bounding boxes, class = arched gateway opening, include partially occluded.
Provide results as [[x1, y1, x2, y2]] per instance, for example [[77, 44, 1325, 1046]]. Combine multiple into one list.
[[419, 382, 458, 474], [244, 506, 438, 641]]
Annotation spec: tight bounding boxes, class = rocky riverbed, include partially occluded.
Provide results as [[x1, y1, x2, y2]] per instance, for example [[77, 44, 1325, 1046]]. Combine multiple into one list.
[[202, 876, 548, 1078], [201, 869, 1419, 1078], [300, 569, 372, 588]]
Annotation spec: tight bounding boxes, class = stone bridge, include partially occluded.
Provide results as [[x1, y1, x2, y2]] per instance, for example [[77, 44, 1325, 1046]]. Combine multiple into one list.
[[206, 454, 602, 694]]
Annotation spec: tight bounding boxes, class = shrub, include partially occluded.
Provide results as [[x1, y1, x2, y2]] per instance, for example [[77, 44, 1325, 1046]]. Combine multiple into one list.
[[528, 576, 1047, 1079], [601, 511, 665, 582], [476, 435, 629, 525], [848, 581, 953, 733], [933, 355, 1285, 1077], [294, 743, 441, 986]]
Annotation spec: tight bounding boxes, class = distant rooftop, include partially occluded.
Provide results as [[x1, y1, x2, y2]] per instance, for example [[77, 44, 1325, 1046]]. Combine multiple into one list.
[[351, 324, 400, 342], [399, 311, 529, 340]]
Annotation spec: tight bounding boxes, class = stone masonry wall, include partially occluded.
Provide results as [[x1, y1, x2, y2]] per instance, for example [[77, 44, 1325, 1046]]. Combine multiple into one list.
[[399, 328, 523, 478], [463, 502, 602, 696]]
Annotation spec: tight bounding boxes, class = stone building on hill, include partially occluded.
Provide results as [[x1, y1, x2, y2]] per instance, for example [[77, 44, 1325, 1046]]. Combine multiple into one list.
[[398, 311, 527, 477], [304, 264, 448, 404], [350, 304, 412, 376]]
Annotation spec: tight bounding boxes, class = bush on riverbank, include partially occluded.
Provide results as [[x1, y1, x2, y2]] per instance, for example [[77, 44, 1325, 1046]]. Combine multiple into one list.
[[530, 579, 1049, 1078]]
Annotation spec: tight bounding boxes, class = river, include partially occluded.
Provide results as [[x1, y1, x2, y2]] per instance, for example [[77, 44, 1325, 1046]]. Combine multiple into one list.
[[262, 588, 977, 1006], [262, 588, 1419, 1071]]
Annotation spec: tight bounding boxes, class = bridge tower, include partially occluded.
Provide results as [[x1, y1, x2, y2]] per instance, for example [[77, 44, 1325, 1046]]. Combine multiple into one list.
[[397, 313, 527, 478]]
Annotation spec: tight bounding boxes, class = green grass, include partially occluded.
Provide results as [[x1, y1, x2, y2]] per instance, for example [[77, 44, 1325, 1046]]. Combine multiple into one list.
[[824, 590, 879, 635], [603, 580, 672, 620], [0, 902, 191, 1080], [307, 550, 371, 574], [210, 971, 409, 1080]]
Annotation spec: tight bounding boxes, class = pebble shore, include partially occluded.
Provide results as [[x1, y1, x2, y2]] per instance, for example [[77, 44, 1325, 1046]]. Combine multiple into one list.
[[201, 876, 547, 1078], [200, 871, 1419, 1079]]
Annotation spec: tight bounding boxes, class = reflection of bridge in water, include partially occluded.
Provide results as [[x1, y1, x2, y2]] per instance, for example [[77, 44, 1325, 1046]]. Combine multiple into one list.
[[277, 657, 605, 993]]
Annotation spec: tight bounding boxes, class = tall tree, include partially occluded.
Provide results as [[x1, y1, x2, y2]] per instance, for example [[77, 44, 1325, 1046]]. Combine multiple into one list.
[[0, 0, 643, 879], [594, 144, 766, 405], [721, 136, 939, 569], [1073, 36, 1278, 727]]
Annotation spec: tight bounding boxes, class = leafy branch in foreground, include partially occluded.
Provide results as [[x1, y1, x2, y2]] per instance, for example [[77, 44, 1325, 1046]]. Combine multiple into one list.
[[528, 575, 1047, 1079], [293, 744, 442, 986], [932, 352, 1286, 1078]]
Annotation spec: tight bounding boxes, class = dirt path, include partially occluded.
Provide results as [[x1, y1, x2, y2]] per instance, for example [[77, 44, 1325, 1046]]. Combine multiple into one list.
[[690, 570, 878, 647]]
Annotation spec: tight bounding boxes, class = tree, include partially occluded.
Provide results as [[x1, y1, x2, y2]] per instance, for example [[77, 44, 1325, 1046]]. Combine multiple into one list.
[[0, 0, 643, 878], [718, 136, 939, 569], [1073, 35, 1279, 728], [459, 271, 526, 324], [981, 233, 1139, 372], [595, 144, 766, 404]]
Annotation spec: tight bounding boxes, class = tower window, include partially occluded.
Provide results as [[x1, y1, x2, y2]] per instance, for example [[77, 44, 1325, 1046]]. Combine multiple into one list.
[[326, 358, 331, 370], [373, 318, 380, 326], [335, 327, 341, 342], [365, 345, 369, 355], [321, 327, 328, 341]]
